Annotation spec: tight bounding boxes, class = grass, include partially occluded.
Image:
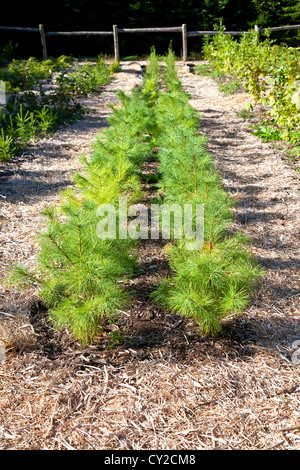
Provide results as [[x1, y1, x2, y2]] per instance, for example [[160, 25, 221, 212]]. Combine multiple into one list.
[[195, 63, 214, 76], [235, 108, 255, 120], [218, 79, 241, 95]]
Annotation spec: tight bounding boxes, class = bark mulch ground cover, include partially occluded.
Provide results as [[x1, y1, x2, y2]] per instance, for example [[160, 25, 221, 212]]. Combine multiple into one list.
[[0, 61, 299, 450]]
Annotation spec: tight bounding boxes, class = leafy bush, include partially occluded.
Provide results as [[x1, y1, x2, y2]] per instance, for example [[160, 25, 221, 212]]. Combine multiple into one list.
[[56, 58, 110, 98], [203, 28, 300, 146], [2, 55, 72, 93], [0, 57, 111, 161]]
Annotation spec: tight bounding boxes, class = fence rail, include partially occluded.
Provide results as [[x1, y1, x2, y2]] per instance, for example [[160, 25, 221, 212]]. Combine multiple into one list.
[[0, 26, 39, 32], [118, 27, 182, 33], [187, 30, 251, 37], [1, 23, 300, 61], [45, 31, 113, 36], [259, 24, 300, 32]]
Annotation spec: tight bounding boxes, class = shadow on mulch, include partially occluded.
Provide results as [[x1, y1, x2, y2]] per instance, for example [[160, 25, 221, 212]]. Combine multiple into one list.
[[26, 296, 298, 370], [0, 170, 71, 203]]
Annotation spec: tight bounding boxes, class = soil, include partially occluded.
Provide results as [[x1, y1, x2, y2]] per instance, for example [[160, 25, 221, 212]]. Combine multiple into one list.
[[0, 61, 299, 450]]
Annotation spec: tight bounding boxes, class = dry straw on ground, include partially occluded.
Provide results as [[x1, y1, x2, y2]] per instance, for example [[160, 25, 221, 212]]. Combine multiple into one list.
[[0, 62, 299, 450]]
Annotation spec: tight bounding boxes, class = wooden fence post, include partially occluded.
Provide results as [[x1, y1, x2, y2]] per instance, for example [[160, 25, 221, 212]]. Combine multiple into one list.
[[254, 24, 260, 45], [39, 24, 47, 59], [182, 23, 188, 61], [113, 25, 119, 61]]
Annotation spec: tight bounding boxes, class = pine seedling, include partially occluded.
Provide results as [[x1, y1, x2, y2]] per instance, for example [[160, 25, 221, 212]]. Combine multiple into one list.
[[73, 157, 142, 206], [151, 50, 264, 336], [35, 106, 58, 134], [164, 47, 183, 92], [7, 200, 138, 343], [5, 263, 38, 288], [0, 128, 14, 161], [6, 53, 161, 344], [14, 104, 37, 143]]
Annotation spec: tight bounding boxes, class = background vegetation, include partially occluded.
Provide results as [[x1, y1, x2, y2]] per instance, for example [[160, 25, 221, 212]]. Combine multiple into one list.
[[1, 0, 300, 58], [0, 57, 113, 161], [201, 29, 300, 161]]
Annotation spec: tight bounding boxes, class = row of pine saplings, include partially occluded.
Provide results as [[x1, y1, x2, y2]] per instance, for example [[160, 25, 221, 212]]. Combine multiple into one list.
[[8, 49, 263, 343]]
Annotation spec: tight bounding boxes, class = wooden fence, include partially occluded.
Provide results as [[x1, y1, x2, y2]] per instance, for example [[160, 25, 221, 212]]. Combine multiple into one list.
[[1, 23, 300, 61]]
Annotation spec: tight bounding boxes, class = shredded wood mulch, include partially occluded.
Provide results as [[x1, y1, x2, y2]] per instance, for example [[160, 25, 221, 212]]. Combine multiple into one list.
[[0, 61, 299, 450]]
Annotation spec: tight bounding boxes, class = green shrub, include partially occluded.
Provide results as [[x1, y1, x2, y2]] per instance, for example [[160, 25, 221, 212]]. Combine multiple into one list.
[[203, 28, 300, 147], [0, 57, 111, 161]]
